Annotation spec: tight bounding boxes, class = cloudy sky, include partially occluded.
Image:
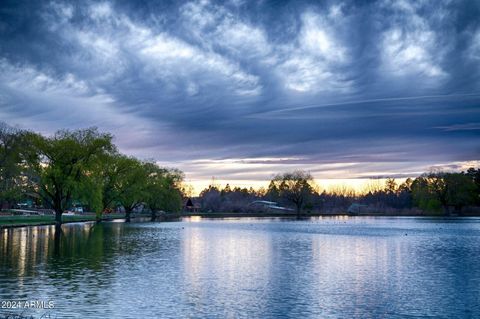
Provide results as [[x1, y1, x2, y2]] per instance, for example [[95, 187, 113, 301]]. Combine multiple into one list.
[[0, 0, 479, 192]]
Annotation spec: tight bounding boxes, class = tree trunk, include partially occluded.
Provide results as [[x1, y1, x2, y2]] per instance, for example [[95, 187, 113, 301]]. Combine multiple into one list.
[[95, 211, 102, 223], [1, 200, 10, 210], [296, 204, 302, 219], [443, 205, 449, 216], [151, 210, 156, 222], [454, 205, 462, 215], [125, 208, 131, 223]]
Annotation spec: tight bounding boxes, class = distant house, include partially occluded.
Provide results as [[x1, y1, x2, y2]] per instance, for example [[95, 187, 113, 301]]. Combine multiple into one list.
[[184, 198, 200, 213]]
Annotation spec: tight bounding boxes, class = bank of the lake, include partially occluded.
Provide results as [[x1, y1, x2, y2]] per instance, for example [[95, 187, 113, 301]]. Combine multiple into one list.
[[2, 209, 473, 229], [0, 214, 128, 228], [0, 211, 419, 228]]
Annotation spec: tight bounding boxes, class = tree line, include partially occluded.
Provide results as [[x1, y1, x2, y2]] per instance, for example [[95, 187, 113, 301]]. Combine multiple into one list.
[[2, 123, 479, 222], [0, 123, 184, 226], [198, 170, 480, 216]]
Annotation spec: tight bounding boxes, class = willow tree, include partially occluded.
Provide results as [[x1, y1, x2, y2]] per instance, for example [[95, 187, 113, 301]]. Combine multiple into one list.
[[115, 157, 149, 222], [269, 170, 316, 217], [27, 128, 114, 227], [144, 163, 184, 221], [0, 123, 26, 208], [94, 153, 135, 218]]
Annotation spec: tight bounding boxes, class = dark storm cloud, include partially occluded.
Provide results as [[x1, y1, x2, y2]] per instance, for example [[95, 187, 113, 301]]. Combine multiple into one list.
[[0, 0, 479, 183]]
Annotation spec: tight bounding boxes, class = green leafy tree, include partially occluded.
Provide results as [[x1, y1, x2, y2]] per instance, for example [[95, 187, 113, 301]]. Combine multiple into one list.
[[412, 172, 477, 215], [144, 163, 184, 221], [411, 176, 442, 213], [427, 172, 448, 211], [76, 172, 104, 221], [0, 123, 25, 208], [444, 173, 477, 213], [115, 157, 149, 222], [95, 153, 138, 216], [26, 128, 114, 227], [465, 168, 480, 204]]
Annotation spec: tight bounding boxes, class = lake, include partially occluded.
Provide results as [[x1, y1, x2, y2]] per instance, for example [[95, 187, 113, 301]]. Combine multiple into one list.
[[1, 216, 479, 318]]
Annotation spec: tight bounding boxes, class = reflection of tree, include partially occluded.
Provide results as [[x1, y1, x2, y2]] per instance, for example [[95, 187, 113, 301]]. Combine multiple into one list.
[[0, 223, 146, 317], [53, 227, 62, 257], [46, 223, 130, 307], [49, 223, 121, 271], [0, 223, 131, 291], [0, 226, 54, 281]]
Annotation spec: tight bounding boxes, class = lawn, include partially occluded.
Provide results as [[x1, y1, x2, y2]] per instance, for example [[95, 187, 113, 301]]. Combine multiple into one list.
[[0, 213, 127, 227]]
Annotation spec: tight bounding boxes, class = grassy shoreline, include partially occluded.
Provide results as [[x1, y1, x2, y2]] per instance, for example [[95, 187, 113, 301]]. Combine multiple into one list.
[[2, 211, 478, 229], [0, 213, 129, 228]]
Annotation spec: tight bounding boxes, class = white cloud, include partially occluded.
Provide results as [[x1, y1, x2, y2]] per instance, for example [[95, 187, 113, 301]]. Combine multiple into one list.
[[300, 12, 346, 62], [216, 20, 272, 59], [380, 0, 447, 79], [0, 59, 154, 144], [180, 0, 273, 61], [277, 10, 351, 93], [43, 1, 355, 97], [140, 33, 260, 95], [468, 30, 480, 61], [0, 59, 91, 96], [89, 2, 113, 20], [47, 2, 73, 24], [0, 0, 477, 192], [382, 28, 444, 77], [45, 1, 262, 97]]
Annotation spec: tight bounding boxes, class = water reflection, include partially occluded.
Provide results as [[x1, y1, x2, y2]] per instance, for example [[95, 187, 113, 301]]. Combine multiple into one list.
[[0, 217, 479, 318], [0, 222, 129, 317], [181, 224, 273, 317]]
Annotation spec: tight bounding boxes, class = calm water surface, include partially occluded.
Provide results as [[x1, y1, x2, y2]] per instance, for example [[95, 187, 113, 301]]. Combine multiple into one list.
[[1, 217, 479, 318]]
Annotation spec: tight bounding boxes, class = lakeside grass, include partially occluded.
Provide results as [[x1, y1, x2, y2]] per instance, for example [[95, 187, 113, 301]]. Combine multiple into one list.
[[0, 213, 128, 227], [0, 211, 313, 227], [1, 211, 472, 228]]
